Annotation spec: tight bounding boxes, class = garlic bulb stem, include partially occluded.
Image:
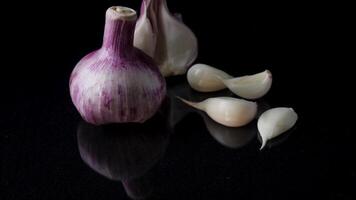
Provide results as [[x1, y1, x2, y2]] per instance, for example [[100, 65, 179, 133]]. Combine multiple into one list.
[[103, 7, 137, 56]]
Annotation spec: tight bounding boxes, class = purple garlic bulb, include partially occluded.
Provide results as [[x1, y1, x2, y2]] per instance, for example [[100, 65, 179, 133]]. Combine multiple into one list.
[[70, 6, 166, 125]]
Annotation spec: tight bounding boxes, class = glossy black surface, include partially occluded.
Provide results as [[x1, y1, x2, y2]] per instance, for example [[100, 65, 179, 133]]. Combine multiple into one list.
[[2, 0, 354, 199]]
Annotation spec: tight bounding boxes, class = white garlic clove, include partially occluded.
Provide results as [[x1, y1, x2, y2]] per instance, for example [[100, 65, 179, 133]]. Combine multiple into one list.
[[134, 0, 198, 77], [258, 107, 298, 150], [223, 70, 272, 99], [187, 64, 233, 92], [177, 96, 257, 127], [186, 64, 272, 99]]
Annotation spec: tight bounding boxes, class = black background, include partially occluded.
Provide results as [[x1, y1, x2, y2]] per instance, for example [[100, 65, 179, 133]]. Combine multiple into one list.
[[1, 0, 354, 199]]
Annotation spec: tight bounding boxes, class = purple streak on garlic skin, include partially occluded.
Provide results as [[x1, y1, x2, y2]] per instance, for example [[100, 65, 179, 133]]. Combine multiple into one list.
[[70, 6, 166, 125]]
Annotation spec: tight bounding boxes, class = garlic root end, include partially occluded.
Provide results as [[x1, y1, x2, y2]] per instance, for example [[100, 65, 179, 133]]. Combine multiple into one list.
[[260, 139, 267, 150], [176, 96, 202, 110]]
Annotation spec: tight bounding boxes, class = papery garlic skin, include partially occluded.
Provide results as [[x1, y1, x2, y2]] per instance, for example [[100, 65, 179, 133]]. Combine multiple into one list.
[[134, 0, 157, 58], [223, 70, 272, 99], [258, 107, 298, 149], [70, 7, 166, 125], [187, 64, 233, 92], [134, 0, 198, 77], [178, 97, 257, 127]]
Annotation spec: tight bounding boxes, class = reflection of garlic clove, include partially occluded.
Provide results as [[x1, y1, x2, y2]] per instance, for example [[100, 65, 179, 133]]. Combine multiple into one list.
[[122, 175, 153, 200], [258, 107, 298, 150], [187, 64, 233, 92], [223, 70, 272, 99], [134, 0, 198, 77], [177, 97, 257, 127], [203, 114, 256, 149]]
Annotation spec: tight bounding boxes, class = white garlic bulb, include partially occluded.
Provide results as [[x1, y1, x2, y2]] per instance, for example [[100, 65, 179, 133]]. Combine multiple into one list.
[[187, 64, 272, 99], [177, 97, 257, 127], [258, 107, 298, 150], [187, 64, 233, 92], [134, 0, 198, 77]]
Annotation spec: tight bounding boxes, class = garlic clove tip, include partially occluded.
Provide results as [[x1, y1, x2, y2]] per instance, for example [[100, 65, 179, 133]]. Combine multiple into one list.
[[260, 139, 267, 150]]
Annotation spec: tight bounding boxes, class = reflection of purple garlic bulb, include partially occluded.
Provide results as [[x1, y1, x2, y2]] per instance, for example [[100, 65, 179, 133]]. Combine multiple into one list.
[[70, 6, 166, 125], [134, 0, 198, 77], [77, 115, 169, 181]]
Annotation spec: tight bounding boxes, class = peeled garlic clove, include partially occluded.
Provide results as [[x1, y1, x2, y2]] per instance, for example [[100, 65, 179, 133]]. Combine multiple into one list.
[[178, 97, 257, 127], [134, 0, 198, 77], [187, 64, 233, 92], [186, 64, 272, 99], [258, 107, 298, 150], [223, 70, 272, 99]]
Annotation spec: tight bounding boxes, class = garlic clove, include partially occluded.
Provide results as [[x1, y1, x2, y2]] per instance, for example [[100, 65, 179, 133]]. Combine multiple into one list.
[[177, 96, 257, 127], [167, 80, 234, 129], [134, 0, 198, 77], [258, 107, 298, 150], [187, 64, 233, 92], [223, 70, 272, 99], [186, 64, 272, 98]]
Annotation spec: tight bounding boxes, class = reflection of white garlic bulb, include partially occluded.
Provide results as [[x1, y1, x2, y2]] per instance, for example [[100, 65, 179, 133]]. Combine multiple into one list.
[[187, 64, 272, 99], [134, 0, 198, 77], [177, 97, 257, 127], [258, 107, 298, 150]]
